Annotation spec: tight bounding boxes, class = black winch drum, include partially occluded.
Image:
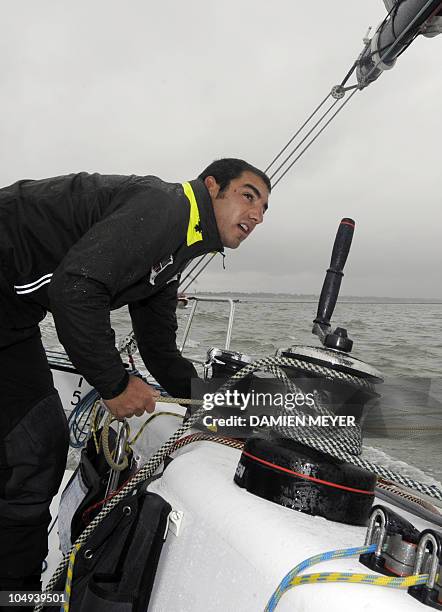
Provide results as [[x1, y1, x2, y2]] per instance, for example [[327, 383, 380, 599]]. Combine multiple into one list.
[[204, 348, 254, 400], [276, 345, 383, 438], [206, 348, 252, 379], [234, 436, 376, 526], [277, 345, 383, 383]]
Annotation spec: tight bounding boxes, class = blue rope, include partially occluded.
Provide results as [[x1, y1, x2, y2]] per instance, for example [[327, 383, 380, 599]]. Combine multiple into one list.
[[67, 388, 100, 448], [67, 378, 168, 448], [265, 544, 377, 611]]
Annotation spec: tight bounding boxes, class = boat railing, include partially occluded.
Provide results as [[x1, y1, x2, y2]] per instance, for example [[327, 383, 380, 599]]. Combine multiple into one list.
[[46, 297, 239, 375], [179, 296, 239, 357]]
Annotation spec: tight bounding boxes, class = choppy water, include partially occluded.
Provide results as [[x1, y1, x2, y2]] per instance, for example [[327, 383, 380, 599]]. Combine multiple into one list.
[[41, 298, 442, 486]]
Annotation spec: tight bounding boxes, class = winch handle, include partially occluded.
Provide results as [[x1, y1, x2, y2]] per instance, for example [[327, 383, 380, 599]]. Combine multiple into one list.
[[313, 218, 355, 334]]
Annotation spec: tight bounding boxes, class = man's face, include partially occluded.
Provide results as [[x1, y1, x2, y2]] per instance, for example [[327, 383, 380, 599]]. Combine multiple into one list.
[[206, 171, 270, 249]]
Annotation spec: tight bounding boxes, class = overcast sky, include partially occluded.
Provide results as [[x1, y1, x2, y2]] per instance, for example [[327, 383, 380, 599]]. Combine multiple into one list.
[[1, 1, 440, 297]]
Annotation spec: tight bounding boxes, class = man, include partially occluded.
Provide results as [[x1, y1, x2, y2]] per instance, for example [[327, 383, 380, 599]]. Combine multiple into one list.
[[0, 158, 271, 594]]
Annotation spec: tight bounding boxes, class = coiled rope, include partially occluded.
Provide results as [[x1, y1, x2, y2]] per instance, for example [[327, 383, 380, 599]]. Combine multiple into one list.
[[67, 389, 100, 448], [98, 408, 185, 472], [218, 357, 442, 502]]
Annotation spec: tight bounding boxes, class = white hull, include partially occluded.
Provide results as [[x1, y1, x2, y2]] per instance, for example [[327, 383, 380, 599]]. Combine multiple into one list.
[[47, 360, 440, 611]]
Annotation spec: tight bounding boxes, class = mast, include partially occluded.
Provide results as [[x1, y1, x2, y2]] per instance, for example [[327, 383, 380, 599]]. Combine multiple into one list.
[[357, 0, 442, 88]]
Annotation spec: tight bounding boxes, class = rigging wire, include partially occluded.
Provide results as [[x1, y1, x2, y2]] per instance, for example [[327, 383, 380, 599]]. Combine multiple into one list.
[[137, 2, 429, 293], [180, 252, 217, 293], [264, 59, 358, 181], [264, 93, 332, 175], [183, 50, 363, 287], [181, 92, 348, 286], [257, 0, 434, 187], [177, 2, 435, 293], [267, 0, 423, 187], [268, 98, 341, 182], [271, 89, 359, 188], [178, 253, 209, 289], [339, 61, 358, 88]]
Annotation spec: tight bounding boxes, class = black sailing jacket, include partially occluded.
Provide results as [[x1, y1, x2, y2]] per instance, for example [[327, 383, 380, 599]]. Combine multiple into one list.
[[0, 173, 223, 398]]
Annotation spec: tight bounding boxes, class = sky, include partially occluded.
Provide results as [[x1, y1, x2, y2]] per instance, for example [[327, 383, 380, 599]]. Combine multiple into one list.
[[1, 1, 441, 297]]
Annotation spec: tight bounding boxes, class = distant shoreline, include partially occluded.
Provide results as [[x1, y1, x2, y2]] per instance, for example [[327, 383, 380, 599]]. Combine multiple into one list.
[[190, 292, 442, 304]]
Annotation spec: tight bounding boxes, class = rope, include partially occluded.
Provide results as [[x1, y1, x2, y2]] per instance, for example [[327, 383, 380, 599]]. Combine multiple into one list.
[[98, 405, 184, 471], [264, 544, 429, 611], [61, 543, 82, 612], [292, 572, 428, 588], [263, 362, 363, 456], [128, 410, 183, 446], [101, 415, 129, 472], [208, 356, 442, 502], [168, 432, 244, 454], [376, 478, 442, 514], [67, 389, 101, 448], [90, 401, 103, 453], [225, 356, 375, 391], [278, 571, 428, 599], [156, 396, 203, 405]]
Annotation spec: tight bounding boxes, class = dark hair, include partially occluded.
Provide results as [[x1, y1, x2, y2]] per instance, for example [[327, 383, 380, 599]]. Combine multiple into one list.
[[198, 158, 271, 193]]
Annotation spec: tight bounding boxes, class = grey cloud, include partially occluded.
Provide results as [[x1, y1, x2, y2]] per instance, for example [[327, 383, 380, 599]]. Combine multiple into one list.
[[1, 1, 440, 296]]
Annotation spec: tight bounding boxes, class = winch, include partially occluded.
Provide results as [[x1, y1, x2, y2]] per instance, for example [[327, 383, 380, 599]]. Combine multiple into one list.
[[232, 218, 386, 526], [234, 436, 377, 526], [202, 345, 249, 382], [204, 347, 253, 381]]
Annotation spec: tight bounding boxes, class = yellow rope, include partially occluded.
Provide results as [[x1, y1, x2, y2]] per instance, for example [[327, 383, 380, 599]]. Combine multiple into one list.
[[101, 414, 129, 472], [289, 572, 429, 588], [128, 411, 183, 446], [91, 402, 184, 472], [90, 400, 103, 453], [87, 386, 206, 475], [62, 543, 82, 611], [267, 570, 430, 611]]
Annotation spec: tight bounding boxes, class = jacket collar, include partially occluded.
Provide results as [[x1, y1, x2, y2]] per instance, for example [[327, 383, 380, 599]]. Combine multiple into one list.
[[188, 178, 224, 254]]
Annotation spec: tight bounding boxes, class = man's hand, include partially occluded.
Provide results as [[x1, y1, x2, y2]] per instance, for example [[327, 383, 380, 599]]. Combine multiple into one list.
[[103, 374, 160, 419]]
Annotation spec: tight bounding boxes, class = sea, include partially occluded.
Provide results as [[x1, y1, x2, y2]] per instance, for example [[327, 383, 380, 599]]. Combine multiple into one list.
[[41, 297, 442, 488]]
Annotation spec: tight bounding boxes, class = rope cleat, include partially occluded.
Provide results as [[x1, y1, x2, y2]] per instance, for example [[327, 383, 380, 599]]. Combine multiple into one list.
[[360, 505, 420, 576], [408, 529, 442, 609]]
